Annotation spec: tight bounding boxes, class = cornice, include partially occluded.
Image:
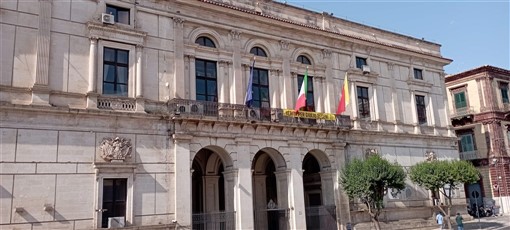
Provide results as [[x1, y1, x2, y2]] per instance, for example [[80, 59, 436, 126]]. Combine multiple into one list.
[[446, 65, 510, 83], [87, 22, 147, 46]]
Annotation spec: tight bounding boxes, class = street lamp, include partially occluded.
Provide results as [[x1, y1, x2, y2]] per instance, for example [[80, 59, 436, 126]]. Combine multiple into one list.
[[491, 156, 502, 216]]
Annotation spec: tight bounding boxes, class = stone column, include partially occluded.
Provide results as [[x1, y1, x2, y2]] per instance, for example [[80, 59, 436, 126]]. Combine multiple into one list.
[[234, 138, 254, 229], [428, 95, 438, 135], [314, 76, 323, 112], [388, 63, 402, 133], [135, 45, 145, 112], [87, 37, 99, 109], [332, 143, 351, 230], [280, 40, 292, 109], [322, 49, 333, 113], [173, 134, 193, 229], [32, 0, 52, 106], [372, 85, 382, 130], [230, 30, 242, 104], [173, 17, 185, 99], [320, 170, 336, 206], [350, 81, 360, 129], [204, 175, 220, 212], [270, 69, 281, 109], [218, 61, 229, 103], [291, 72, 298, 108], [274, 169, 290, 209], [285, 167, 306, 229], [185, 55, 196, 100], [223, 169, 238, 213]]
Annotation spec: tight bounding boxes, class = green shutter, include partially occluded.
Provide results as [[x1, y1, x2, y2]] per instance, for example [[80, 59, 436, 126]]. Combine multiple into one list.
[[454, 92, 467, 109]]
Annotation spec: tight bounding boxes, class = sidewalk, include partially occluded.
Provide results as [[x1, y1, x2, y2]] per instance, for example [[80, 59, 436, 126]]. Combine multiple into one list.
[[460, 216, 510, 230]]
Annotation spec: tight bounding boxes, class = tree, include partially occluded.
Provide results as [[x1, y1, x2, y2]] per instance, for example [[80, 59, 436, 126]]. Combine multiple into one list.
[[409, 160, 479, 229], [341, 154, 406, 230]]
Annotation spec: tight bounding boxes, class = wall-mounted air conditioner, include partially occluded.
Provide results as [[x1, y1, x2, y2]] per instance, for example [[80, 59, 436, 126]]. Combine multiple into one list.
[[101, 13, 115, 24], [362, 65, 371, 74], [108, 216, 125, 228], [248, 108, 260, 120], [271, 109, 283, 122], [176, 104, 189, 114], [189, 103, 204, 114]]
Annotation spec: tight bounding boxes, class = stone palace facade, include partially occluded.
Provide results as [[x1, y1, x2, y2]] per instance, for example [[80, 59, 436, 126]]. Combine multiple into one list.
[[1, 0, 461, 229]]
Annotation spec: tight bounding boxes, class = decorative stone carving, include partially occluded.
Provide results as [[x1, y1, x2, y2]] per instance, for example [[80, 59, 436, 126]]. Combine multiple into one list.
[[279, 40, 289, 50], [230, 30, 241, 40], [425, 151, 436, 161], [173, 17, 185, 27], [321, 49, 332, 59], [100, 137, 133, 162], [364, 148, 378, 157]]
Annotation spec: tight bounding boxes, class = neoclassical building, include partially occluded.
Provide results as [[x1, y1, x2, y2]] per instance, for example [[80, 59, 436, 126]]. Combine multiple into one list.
[[445, 65, 510, 215], [1, 0, 460, 229]]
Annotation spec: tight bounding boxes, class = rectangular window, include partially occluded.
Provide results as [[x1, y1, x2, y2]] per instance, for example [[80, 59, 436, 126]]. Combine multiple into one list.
[[454, 91, 467, 109], [253, 68, 271, 109], [103, 47, 129, 96], [297, 74, 314, 111], [357, 86, 370, 118], [106, 5, 130, 24], [102, 178, 127, 228], [415, 95, 427, 124], [459, 133, 475, 152], [413, 68, 423, 80], [355, 57, 367, 69], [500, 84, 509, 104], [195, 59, 217, 102]]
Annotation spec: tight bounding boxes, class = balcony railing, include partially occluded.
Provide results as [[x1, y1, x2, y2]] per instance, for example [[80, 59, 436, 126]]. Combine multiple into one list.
[[168, 99, 351, 129], [254, 208, 289, 230], [98, 97, 136, 111], [305, 205, 337, 230], [451, 106, 474, 118], [459, 150, 479, 160], [192, 211, 235, 230]]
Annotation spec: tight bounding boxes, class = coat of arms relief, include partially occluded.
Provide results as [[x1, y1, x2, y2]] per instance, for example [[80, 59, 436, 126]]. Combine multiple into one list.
[[100, 137, 133, 162]]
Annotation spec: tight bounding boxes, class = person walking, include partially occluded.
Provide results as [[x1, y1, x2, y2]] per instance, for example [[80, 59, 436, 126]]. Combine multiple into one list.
[[456, 213, 464, 230], [436, 212, 444, 230]]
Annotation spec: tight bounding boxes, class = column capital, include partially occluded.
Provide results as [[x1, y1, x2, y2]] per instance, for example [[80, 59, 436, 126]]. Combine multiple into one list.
[[173, 134, 193, 143], [173, 17, 185, 27], [279, 40, 290, 50], [229, 30, 241, 40], [321, 49, 332, 59]]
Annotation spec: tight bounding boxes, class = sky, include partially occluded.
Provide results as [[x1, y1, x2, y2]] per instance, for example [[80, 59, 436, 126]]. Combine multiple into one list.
[[282, 0, 510, 75]]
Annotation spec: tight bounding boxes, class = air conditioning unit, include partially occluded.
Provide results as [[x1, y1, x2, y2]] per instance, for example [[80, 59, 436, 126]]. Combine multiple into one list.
[[176, 104, 189, 114], [101, 13, 115, 24], [248, 108, 260, 120], [108, 216, 125, 228], [189, 103, 204, 115], [362, 65, 371, 74], [387, 188, 401, 200]]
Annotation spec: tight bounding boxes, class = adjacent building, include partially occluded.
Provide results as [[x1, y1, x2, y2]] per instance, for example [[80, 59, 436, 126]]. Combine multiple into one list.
[[1, 0, 460, 229], [445, 65, 510, 215]]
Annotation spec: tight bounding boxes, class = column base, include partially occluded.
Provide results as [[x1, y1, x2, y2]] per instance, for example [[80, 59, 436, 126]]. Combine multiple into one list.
[[135, 97, 146, 113], [30, 85, 51, 106], [86, 92, 99, 110]]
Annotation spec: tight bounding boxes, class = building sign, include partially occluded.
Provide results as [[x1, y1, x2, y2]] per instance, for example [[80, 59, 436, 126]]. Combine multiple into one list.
[[282, 109, 336, 120]]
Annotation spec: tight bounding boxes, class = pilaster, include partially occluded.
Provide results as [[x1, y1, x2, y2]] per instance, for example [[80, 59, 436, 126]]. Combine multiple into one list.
[[280, 40, 292, 109], [173, 17, 185, 99], [173, 134, 193, 229], [234, 138, 254, 230], [230, 30, 242, 104], [32, 0, 52, 106]]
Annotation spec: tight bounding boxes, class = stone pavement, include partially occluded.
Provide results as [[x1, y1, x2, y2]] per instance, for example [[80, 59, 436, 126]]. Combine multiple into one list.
[[461, 216, 510, 230]]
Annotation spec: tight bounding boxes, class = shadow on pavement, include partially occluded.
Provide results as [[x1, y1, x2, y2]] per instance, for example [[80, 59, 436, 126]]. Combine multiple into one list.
[[463, 221, 508, 229]]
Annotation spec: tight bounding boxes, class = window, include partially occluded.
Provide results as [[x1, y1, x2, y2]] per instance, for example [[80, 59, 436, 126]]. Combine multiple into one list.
[[103, 47, 129, 96], [356, 57, 367, 69], [195, 36, 216, 48], [106, 5, 130, 24], [415, 95, 427, 124], [459, 133, 475, 153], [297, 75, 314, 111], [500, 83, 509, 104], [357, 86, 370, 118], [195, 59, 217, 102], [454, 91, 467, 109], [101, 178, 127, 228], [252, 68, 270, 108], [250, 47, 267, 57], [413, 68, 423, 80], [297, 55, 311, 65]]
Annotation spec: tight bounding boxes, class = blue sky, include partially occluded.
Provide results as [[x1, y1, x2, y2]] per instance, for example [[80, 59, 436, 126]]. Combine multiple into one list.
[[283, 0, 510, 74]]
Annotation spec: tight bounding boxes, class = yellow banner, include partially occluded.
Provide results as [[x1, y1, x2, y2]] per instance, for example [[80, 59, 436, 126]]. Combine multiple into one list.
[[283, 109, 337, 120]]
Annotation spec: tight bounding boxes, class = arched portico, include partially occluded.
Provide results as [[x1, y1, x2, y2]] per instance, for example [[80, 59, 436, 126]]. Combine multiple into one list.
[[191, 146, 235, 229], [252, 147, 288, 230], [302, 150, 336, 230]]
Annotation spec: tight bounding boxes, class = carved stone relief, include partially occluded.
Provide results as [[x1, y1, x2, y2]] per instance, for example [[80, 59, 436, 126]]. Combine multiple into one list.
[[100, 137, 133, 162]]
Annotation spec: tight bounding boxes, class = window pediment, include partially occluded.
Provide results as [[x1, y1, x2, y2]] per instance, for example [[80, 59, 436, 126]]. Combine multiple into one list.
[[407, 78, 433, 91], [88, 22, 146, 46]]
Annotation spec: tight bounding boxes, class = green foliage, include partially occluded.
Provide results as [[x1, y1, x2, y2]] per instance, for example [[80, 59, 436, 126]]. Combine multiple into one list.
[[341, 154, 406, 220], [409, 160, 479, 194]]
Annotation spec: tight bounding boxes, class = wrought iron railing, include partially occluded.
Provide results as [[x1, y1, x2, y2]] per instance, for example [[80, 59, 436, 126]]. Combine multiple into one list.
[[305, 205, 337, 230], [459, 150, 479, 160], [451, 106, 474, 118], [168, 99, 351, 129], [192, 211, 235, 230], [254, 209, 289, 230]]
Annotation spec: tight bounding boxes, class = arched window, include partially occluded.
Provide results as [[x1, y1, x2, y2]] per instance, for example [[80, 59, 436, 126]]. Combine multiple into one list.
[[297, 55, 311, 65], [195, 36, 216, 48], [250, 47, 267, 57]]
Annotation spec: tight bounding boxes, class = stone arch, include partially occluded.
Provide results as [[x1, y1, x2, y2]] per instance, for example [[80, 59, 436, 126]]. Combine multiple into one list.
[[305, 149, 332, 171], [243, 39, 276, 58], [252, 147, 286, 173], [191, 145, 234, 170], [291, 48, 316, 65], [187, 27, 226, 49]]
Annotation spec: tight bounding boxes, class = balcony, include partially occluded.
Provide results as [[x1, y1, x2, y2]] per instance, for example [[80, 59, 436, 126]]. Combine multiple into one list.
[[192, 211, 235, 230], [305, 205, 337, 230], [459, 150, 479, 160], [166, 99, 351, 129], [451, 106, 474, 119]]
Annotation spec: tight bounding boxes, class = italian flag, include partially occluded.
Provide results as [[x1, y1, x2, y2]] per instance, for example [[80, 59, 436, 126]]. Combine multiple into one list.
[[294, 68, 308, 112], [336, 73, 350, 114]]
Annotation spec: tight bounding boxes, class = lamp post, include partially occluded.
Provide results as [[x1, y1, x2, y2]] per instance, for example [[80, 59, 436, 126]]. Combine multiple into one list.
[[491, 156, 502, 215]]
